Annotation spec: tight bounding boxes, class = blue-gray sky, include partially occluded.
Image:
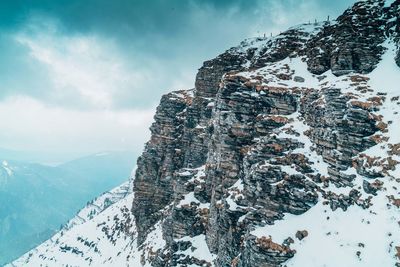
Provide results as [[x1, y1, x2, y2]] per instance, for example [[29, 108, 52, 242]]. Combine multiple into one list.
[[0, 0, 355, 163]]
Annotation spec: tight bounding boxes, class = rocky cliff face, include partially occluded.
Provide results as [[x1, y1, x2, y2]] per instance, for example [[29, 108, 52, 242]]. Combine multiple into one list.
[[11, 1, 400, 266]]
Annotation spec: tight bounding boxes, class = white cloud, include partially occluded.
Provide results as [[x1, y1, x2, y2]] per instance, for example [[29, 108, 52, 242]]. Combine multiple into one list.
[[14, 18, 153, 109], [0, 18, 159, 163], [0, 95, 154, 161]]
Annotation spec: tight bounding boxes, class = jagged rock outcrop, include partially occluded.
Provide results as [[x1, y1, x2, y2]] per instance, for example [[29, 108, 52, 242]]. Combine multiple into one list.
[[133, 90, 193, 244], [131, 1, 400, 266], [11, 1, 400, 266], [305, 0, 388, 75]]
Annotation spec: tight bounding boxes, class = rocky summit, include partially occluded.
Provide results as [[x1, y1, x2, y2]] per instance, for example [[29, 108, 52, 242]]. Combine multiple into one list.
[[10, 1, 400, 266]]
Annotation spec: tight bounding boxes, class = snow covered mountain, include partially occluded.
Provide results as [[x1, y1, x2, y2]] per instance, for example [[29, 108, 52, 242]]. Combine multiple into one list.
[[9, 1, 400, 266], [0, 151, 135, 266]]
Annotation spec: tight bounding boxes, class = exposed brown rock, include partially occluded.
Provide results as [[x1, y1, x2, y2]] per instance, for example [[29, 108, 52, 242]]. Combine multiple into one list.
[[389, 144, 400, 156], [256, 237, 293, 254], [295, 230, 309, 241], [388, 196, 400, 208]]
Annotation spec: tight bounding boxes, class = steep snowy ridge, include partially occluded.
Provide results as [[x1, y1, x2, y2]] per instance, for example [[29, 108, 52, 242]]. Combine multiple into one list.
[[10, 1, 400, 266], [245, 39, 400, 266], [9, 179, 134, 266], [63, 179, 133, 231], [0, 152, 135, 266]]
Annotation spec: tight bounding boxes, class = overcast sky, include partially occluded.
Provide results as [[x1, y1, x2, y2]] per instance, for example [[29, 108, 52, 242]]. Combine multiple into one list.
[[0, 0, 356, 163]]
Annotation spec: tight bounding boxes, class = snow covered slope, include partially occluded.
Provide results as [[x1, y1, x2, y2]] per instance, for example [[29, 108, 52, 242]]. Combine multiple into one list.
[[0, 151, 135, 266], [9, 178, 167, 267], [248, 40, 400, 266]]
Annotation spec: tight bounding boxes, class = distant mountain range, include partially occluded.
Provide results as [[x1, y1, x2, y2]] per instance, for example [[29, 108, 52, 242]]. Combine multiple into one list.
[[0, 150, 136, 265], [0, 147, 89, 166]]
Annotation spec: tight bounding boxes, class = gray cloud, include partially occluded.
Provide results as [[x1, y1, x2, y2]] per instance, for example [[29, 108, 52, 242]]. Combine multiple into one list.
[[0, 0, 356, 110]]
